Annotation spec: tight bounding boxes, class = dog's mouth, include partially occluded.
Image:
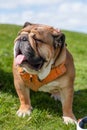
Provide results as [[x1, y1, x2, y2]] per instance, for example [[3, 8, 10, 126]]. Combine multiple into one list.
[[14, 34, 46, 71], [15, 53, 45, 71]]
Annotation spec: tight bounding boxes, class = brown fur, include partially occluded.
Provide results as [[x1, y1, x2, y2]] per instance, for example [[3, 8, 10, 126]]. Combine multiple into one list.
[[13, 22, 76, 123]]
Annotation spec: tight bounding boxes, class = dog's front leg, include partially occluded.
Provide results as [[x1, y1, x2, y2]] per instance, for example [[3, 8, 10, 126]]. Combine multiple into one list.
[[13, 71, 32, 117], [16, 86, 32, 117], [60, 86, 76, 124]]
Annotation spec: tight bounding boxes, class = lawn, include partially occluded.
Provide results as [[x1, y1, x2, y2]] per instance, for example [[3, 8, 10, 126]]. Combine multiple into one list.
[[0, 24, 87, 130]]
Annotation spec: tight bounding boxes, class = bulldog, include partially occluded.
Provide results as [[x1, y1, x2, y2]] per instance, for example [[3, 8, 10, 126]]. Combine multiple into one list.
[[13, 22, 76, 124]]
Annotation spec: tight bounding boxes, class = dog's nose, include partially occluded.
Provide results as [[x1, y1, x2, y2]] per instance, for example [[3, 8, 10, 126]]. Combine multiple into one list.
[[21, 35, 28, 41]]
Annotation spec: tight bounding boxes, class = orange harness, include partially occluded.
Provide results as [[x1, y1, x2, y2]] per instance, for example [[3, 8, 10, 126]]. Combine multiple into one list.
[[17, 62, 66, 91]]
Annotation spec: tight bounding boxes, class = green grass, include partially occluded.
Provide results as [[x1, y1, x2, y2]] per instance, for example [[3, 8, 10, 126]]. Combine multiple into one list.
[[0, 24, 87, 130]]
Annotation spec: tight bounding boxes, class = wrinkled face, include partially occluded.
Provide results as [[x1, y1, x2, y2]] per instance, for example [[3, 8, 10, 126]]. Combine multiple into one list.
[[14, 22, 65, 73]]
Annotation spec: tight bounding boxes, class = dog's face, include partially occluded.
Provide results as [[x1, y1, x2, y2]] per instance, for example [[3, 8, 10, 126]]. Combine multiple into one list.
[[14, 22, 65, 76]]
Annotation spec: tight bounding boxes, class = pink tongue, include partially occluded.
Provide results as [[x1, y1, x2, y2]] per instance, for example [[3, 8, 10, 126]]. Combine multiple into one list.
[[15, 54, 26, 65]]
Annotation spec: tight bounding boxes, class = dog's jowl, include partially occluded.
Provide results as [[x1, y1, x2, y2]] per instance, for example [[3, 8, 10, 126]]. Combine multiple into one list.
[[13, 22, 76, 124]]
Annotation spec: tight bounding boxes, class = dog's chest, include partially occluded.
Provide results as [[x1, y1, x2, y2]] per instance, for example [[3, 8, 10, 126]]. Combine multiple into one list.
[[38, 81, 59, 92]]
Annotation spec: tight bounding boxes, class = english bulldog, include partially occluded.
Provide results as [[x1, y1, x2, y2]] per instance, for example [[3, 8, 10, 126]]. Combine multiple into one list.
[[13, 22, 76, 124]]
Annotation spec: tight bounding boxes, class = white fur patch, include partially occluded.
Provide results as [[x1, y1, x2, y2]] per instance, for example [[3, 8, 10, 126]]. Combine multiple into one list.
[[16, 109, 31, 118], [14, 43, 16, 57], [38, 59, 53, 80], [39, 81, 59, 92], [51, 93, 61, 101], [63, 116, 77, 124]]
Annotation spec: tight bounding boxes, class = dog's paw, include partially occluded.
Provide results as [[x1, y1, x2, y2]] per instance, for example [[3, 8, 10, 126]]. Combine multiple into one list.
[[51, 93, 61, 101], [63, 116, 77, 124], [16, 109, 32, 117]]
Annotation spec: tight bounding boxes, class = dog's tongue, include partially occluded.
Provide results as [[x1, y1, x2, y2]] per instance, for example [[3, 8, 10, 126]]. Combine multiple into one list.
[[15, 54, 26, 65]]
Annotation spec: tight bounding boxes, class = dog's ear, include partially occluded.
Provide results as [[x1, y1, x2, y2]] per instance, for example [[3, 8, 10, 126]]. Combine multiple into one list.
[[53, 33, 65, 48], [23, 22, 32, 28]]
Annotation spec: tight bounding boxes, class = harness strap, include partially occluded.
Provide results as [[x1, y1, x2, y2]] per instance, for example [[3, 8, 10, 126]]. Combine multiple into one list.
[[17, 61, 66, 91]]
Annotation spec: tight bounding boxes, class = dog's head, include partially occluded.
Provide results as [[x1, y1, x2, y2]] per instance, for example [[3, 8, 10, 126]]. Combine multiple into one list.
[[14, 22, 65, 77]]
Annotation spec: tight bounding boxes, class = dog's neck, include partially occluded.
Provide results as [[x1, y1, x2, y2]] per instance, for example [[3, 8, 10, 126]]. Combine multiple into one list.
[[38, 46, 66, 80]]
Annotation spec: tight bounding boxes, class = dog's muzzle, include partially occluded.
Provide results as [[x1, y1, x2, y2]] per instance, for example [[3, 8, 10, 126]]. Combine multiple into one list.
[[14, 35, 45, 70]]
